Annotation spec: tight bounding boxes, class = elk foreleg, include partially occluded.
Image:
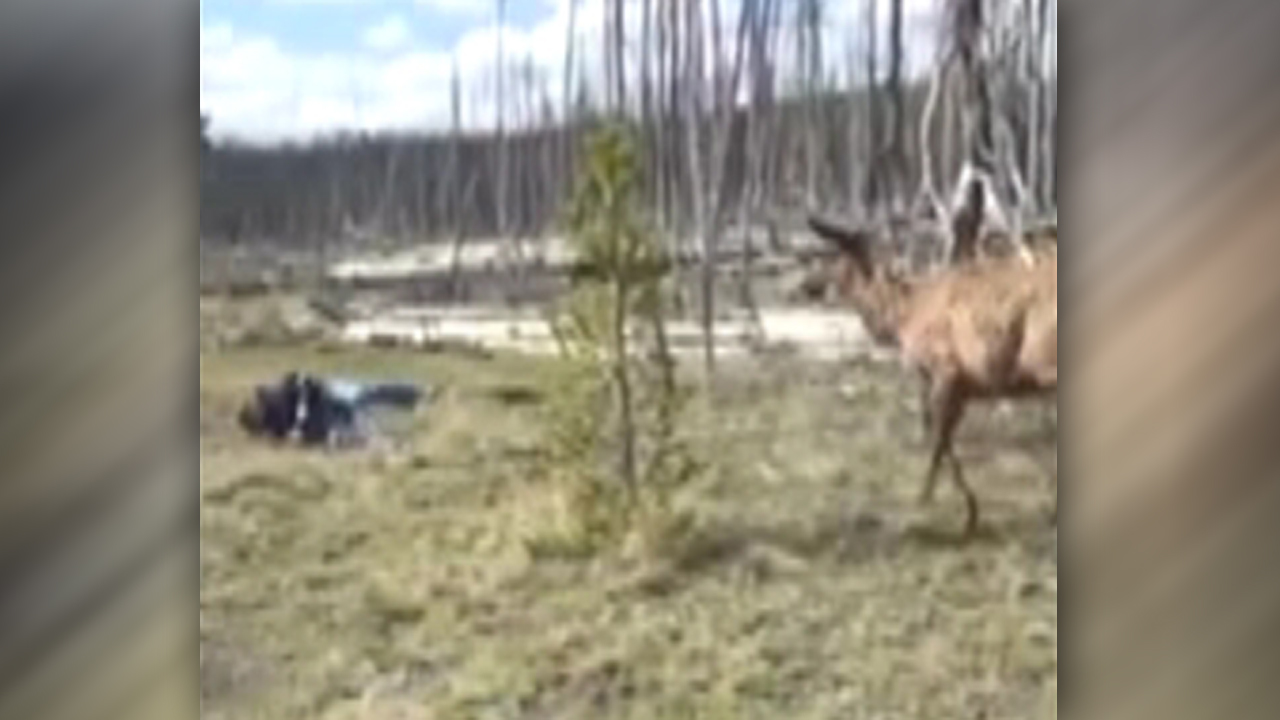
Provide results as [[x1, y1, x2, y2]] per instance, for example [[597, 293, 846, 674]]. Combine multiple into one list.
[[920, 375, 965, 504], [920, 375, 980, 537], [918, 367, 934, 442]]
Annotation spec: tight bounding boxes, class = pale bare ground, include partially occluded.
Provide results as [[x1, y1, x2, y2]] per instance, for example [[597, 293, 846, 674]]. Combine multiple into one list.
[[322, 233, 863, 358], [200, 296, 1057, 720], [323, 232, 829, 284], [337, 305, 890, 362]]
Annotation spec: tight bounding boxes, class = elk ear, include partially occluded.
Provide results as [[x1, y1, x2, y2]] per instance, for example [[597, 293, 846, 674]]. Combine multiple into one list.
[[807, 215, 875, 279]]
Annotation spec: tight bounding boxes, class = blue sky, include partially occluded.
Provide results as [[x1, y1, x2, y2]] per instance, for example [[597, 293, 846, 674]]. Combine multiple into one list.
[[201, 0, 1000, 143], [204, 0, 548, 54]]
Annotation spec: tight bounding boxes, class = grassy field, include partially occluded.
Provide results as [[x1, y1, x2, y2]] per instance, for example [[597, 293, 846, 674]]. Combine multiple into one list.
[[200, 328, 1057, 719]]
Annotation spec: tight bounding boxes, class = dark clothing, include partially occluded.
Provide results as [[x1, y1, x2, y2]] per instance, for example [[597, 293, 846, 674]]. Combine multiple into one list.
[[239, 371, 423, 447], [238, 372, 301, 440], [298, 376, 353, 446]]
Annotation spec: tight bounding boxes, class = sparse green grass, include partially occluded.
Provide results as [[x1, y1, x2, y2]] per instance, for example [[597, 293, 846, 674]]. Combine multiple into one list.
[[201, 328, 1056, 719]]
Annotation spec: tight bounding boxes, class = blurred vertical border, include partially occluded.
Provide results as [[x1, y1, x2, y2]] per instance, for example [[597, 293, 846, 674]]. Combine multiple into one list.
[[1068, 0, 1280, 718], [0, 0, 198, 718]]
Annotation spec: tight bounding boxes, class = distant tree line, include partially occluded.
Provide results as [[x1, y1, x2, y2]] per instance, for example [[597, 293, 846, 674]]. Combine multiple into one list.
[[200, 80, 1054, 247]]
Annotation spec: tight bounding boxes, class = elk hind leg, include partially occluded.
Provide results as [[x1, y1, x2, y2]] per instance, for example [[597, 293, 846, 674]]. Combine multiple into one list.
[[947, 450, 980, 538], [919, 376, 965, 506]]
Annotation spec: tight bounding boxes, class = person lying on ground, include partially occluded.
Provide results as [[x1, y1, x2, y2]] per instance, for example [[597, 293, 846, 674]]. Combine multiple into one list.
[[238, 371, 424, 448]]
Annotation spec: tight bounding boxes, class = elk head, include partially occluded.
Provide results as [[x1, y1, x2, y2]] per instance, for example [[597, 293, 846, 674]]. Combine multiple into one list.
[[807, 216, 913, 348]]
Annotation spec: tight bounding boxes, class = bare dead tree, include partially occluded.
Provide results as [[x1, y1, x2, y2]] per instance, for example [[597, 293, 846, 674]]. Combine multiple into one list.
[[887, 0, 907, 213], [863, 0, 883, 212], [445, 63, 468, 302], [641, 0, 655, 208], [653, 0, 670, 231], [614, 0, 628, 114], [495, 0, 509, 242], [910, 0, 1017, 266], [412, 137, 428, 238], [684, 0, 708, 324], [691, 0, 753, 380], [760, 0, 783, 218], [916, 28, 959, 234], [662, 0, 691, 306], [680, 0, 712, 375], [738, 0, 776, 328], [797, 0, 824, 205], [562, 0, 579, 189], [1022, 0, 1040, 214], [602, 0, 627, 115], [1037, 0, 1055, 212], [322, 150, 343, 281], [372, 139, 402, 242]]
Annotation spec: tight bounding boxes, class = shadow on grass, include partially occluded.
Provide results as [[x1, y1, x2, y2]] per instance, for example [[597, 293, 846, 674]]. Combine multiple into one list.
[[901, 510, 1056, 555], [664, 503, 1056, 582], [482, 383, 545, 407]]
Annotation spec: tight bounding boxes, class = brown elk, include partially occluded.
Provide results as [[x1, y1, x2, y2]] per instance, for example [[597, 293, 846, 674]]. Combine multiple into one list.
[[807, 215, 1057, 537], [797, 219, 1056, 436]]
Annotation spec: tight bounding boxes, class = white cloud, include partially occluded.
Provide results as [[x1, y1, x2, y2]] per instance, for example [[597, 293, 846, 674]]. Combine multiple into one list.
[[415, 0, 490, 16], [201, 0, 952, 142], [363, 14, 412, 51], [201, 21, 454, 141]]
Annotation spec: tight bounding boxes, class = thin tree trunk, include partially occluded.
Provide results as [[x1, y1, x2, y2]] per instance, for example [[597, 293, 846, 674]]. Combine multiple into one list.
[[641, 0, 654, 210], [562, 0, 578, 182], [614, 0, 627, 114], [956, 0, 996, 175], [798, 0, 821, 204], [414, 142, 427, 239], [1039, 0, 1054, 211], [863, 0, 882, 212], [845, 33, 860, 213], [445, 65, 468, 302], [888, 0, 906, 212], [917, 59, 949, 224], [738, 0, 773, 330], [695, 0, 753, 381], [654, 0, 668, 231], [1024, 0, 1041, 214], [496, 0, 509, 239], [685, 0, 709, 374], [945, 0, 1007, 264], [613, 274, 637, 494], [942, 66, 957, 200]]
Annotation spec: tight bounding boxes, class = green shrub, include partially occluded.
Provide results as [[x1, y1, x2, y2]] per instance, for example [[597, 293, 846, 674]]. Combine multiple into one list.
[[532, 124, 701, 556]]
